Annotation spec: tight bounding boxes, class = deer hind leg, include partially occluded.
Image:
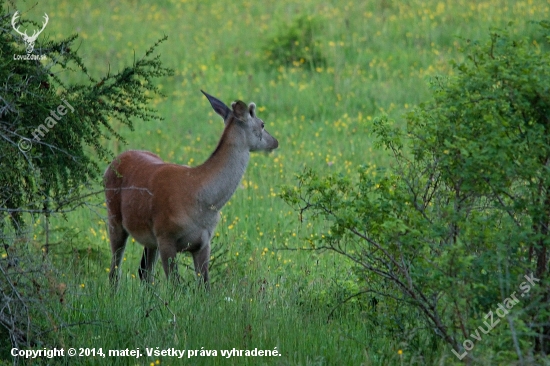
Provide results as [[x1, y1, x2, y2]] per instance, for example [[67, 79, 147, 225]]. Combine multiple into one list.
[[138, 247, 159, 282], [108, 221, 129, 286]]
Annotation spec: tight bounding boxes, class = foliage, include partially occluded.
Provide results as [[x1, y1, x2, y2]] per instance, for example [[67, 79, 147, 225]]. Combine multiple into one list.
[[262, 15, 326, 69], [0, 2, 172, 229], [282, 22, 550, 362], [0, 242, 67, 359]]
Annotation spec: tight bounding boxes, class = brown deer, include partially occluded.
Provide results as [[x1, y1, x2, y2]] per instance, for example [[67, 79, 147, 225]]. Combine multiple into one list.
[[104, 91, 278, 287]]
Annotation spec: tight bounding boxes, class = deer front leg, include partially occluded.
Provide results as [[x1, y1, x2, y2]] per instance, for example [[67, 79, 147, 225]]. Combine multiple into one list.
[[192, 231, 211, 285], [138, 247, 159, 282], [158, 237, 179, 281]]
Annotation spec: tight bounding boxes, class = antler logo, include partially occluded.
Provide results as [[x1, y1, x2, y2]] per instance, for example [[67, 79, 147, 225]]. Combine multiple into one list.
[[11, 11, 49, 54]]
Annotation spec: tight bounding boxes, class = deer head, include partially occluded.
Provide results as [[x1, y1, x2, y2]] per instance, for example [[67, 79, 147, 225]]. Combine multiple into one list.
[[11, 11, 49, 54], [201, 90, 278, 152]]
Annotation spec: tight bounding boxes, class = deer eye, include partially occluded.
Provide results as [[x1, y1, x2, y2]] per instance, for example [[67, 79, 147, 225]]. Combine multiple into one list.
[[261, 122, 265, 129]]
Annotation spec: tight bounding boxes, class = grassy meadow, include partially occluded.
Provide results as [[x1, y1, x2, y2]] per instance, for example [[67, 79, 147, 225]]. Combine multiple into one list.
[[5, 0, 550, 364]]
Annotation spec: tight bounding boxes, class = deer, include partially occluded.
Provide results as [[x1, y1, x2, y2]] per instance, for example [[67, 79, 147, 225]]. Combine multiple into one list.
[[11, 11, 49, 54], [104, 91, 278, 288]]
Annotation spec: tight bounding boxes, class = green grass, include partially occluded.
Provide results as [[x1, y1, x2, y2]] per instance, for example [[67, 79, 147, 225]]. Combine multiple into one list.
[[7, 0, 550, 364], [59, 269, 369, 365]]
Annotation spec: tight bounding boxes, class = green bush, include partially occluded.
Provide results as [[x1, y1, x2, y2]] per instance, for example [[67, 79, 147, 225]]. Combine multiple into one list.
[[282, 22, 550, 363], [263, 15, 326, 69]]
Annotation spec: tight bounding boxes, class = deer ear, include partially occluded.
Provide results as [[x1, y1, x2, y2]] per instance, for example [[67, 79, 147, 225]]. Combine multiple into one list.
[[231, 100, 248, 118], [248, 103, 256, 118], [201, 90, 231, 123]]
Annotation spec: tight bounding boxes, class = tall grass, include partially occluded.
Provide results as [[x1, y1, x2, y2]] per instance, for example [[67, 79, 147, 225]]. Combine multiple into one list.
[[7, 0, 549, 363], [58, 265, 378, 365]]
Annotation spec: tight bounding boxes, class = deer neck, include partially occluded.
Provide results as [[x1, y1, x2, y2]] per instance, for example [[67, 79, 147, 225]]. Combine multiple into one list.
[[195, 124, 250, 211]]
